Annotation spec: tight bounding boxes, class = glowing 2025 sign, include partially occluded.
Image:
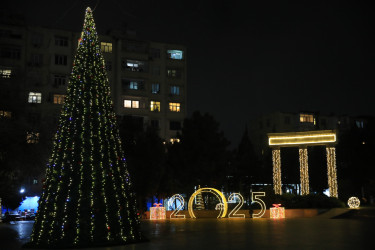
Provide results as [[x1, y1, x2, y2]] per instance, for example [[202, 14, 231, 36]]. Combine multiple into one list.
[[186, 188, 267, 219]]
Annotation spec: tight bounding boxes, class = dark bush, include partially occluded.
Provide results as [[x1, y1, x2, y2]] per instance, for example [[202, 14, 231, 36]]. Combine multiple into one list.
[[262, 193, 345, 208]]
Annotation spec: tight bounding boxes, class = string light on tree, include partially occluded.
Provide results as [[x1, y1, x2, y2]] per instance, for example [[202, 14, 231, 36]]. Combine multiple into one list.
[[26, 7, 141, 248]]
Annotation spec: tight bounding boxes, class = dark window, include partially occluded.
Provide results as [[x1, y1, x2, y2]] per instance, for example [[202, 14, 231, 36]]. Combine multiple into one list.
[[150, 48, 160, 59], [55, 36, 68, 47], [284, 116, 290, 124], [0, 47, 21, 59], [55, 55, 67, 65], [151, 120, 159, 129], [53, 75, 67, 86], [170, 121, 181, 130], [105, 60, 112, 71]]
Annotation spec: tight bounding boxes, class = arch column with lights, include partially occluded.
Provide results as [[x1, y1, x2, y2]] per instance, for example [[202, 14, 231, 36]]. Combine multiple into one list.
[[268, 130, 338, 198]]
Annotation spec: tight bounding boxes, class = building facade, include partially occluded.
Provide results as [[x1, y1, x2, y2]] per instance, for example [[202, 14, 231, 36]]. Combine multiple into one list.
[[248, 111, 353, 157], [0, 22, 187, 145]]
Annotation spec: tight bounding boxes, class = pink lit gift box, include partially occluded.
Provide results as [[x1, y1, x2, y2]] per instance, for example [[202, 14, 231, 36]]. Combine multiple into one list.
[[270, 204, 285, 218], [150, 203, 166, 220]]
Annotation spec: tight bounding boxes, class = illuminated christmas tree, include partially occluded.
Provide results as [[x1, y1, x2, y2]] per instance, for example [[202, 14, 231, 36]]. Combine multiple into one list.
[[196, 185, 205, 210], [26, 7, 141, 248]]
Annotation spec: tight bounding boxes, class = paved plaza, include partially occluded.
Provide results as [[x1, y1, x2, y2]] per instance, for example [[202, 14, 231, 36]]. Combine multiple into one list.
[[0, 209, 374, 250]]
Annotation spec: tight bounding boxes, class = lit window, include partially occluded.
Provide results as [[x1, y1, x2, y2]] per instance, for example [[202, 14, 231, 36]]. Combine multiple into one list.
[[26, 132, 40, 143], [170, 86, 180, 95], [55, 54, 67, 65], [150, 101, 161, 112], [170, 138, 180, 144], [53, 94, 65, 104], [0, 110, 12, 118], [125, 59, 145, 72], [124, 100, 139, 109], [0, 68, 11, 78], [167, 69, 177, 77], [130, 81, 138, 90], [356, 121, 364, 128], [169, 103, 181, 112], [54, 36, 68, 47], [300, 114, 314, 123], [101, 42, 112, 53], [28, 92, 42, 103], [33, 179, 38, 184], [152, 83, 160, 94], [167, 50, 183, 60]]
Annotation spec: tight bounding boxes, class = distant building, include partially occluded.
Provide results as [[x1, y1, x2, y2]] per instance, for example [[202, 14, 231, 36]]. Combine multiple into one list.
[[0, 21, 187, 144], [248, 111, 363, 157]]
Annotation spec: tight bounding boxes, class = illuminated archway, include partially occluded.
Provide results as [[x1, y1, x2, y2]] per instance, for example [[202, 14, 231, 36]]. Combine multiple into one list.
[[188, 188, 228, 218], [268, 130, 338, 198]]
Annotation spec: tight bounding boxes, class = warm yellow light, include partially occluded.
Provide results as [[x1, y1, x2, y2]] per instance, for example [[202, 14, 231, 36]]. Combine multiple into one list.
[[268, 130, 336, 146], [270, 205, 285, 219], [347, 197, 360, 208], [299, 148, 309, 195], [100, 42, 112, 53], [150, 206, 166, 220], [228, 193, 245, 218], [272, 149, 282, 195], [251, 192, 266, 218], [326, 147, 338, 198], [150, 101, 161, 112], [169, 194, 185, 219], [188, 188, 228, 218]]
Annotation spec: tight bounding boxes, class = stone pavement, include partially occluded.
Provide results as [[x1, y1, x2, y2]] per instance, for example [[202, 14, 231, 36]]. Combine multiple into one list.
[[1, 209, 374, 250]]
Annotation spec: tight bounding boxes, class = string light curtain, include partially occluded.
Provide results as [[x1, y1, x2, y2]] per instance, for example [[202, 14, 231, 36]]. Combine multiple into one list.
[[27, 7, 141, 248], [326, 147, 338, 198], [299, 147, 310, 195], [272, 149, 282, 195]]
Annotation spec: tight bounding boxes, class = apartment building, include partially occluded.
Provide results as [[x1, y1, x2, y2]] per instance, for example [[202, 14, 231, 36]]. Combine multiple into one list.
[[248, 111, 355, 156], [0, 22, 187, 144]]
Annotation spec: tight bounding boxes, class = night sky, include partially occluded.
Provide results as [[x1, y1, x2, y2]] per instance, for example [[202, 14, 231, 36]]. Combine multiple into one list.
[[4, 1, 375, 147]]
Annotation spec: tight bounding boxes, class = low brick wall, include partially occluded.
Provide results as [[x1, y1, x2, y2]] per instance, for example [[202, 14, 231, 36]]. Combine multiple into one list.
[[143, 208, 320, 219]]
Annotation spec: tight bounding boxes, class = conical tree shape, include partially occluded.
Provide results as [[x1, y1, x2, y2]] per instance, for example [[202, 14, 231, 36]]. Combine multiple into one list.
[[27, 7, 141, 248], [196, 185, 205, 210]]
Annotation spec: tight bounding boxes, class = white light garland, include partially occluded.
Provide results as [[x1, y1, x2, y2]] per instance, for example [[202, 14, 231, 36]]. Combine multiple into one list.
[[169, 194, 185, 219]]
